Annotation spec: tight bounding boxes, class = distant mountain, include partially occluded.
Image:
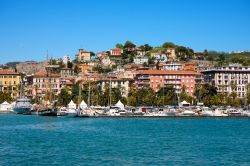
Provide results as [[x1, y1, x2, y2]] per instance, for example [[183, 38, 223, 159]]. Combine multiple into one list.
[[5, 62, 21, 69]]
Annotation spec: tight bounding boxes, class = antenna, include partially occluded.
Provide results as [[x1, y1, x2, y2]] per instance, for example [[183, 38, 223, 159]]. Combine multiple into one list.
[[46, 50, 49, 65]]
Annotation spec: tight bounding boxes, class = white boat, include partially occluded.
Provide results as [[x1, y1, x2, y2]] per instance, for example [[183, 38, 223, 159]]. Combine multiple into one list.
[[179, 108, 196, 116], [57, 107, 67, 116], [201, 107, 214, 116], [214, 108, 228, 116], [242, 111, 250, 117], [227, 108, 242, 116]]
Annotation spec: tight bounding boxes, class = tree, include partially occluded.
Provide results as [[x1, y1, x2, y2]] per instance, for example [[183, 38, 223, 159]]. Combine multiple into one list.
[[157, 85, 177, 106], [57, 89, 71, 106], [218, 54, 225, 66], [124, 41, 136, 49], [175, 46, 193, 61], [141, 44, 153, 51], [0, 92, 13, 103], [162, 42, 175, 48], [67, 62, 73, 68], [116, 43, 123, 49]]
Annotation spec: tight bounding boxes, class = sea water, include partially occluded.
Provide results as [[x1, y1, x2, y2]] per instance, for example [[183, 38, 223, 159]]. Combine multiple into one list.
[[0, 114, 249, 166]]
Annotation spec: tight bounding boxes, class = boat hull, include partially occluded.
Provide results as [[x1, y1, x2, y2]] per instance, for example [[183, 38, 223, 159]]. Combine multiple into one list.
[[13, 107, 31, 115]]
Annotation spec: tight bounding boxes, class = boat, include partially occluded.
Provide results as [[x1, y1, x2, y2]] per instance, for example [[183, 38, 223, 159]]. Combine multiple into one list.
[[214, 108, 228, 116], [227, 108, 242, 116], [201, 107, 214, 116], [57, 107, 67, 116], [13, 98, 32, 115], [179, 108, 196, 116], [13, 80, 32, 115]]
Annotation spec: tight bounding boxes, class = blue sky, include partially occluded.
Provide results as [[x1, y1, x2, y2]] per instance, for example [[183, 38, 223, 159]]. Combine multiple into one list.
[[0, 0, 250, 64]]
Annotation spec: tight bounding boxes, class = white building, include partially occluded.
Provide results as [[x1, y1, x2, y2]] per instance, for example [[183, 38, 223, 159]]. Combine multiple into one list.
[[202, 64, 250, 98], [63, 55, 72, 65], [162, 63, 183, 70], [133, 56, 148, 64]]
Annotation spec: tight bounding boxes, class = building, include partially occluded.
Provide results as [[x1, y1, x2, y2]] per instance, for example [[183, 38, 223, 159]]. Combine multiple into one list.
[[166, 48, 176, 60], [63, 55, 72, 65], [60, 68, 74, 78], [155, 54, 167, 63], [110, 48, 123, 56], [0, 70, 21, 99], [162, 63, 183, 70], [135, 70, 197, 96], [101, 56, 111, 66], [32, 72, 61, 101], [133, 56, 148, 64], [109, 48, 123, 64], [16, 61, 47, 75], [201, 64, 250, 98], [96, 51, 108, 58], [76, 49, 91, 62], [79, 64, 94, 75], [98, 77, 130, 97]]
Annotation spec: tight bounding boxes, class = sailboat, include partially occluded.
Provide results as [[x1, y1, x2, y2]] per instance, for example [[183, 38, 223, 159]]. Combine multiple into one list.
[[38, 52, 58, 116], [77, 78, 91, 117]]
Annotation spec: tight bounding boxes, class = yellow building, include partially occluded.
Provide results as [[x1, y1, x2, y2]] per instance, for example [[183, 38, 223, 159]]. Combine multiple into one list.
[[0, 70, 21, 99], [76, 49, 91, 62]]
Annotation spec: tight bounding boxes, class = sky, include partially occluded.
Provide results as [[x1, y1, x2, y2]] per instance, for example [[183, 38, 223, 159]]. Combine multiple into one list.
[[0, 0, 250, 64]]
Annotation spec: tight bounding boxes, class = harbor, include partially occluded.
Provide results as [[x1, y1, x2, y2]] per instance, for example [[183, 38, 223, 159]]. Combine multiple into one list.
[[2, 99, 250, 118]]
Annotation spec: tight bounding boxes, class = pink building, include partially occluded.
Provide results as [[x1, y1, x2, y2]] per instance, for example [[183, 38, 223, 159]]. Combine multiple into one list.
[[32, 72, 61, 101], [110, 48, 123, 56], [135, 70, 197, 96]]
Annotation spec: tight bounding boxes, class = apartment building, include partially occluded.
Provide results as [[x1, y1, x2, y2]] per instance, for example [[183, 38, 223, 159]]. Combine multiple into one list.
[[201, 64, 250, 98], [32, 72, 61, 101], [0, 70, 21, 99], [135, 70, 197, 96]]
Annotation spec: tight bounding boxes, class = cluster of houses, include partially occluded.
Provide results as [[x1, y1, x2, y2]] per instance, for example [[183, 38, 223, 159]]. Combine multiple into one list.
[[1, 45, 250, 104]]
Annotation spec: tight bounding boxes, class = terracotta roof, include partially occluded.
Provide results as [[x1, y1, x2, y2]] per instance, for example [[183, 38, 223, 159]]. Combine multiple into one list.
[[137, 70, 197, 75], [33, 72, 60, 77], [0, 70, 19, 75], [60, 68, 73, 70]]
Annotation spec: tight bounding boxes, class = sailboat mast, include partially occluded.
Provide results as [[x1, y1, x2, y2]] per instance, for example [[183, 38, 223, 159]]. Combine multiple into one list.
[[163, 84, 164, 107], [109, 76, 111, 107], [78, 83, 81, 109], [88, 76, 91, 107]]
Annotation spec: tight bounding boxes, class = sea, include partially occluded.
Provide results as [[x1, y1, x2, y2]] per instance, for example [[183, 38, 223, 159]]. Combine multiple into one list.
[[0, 114, 249, 166]]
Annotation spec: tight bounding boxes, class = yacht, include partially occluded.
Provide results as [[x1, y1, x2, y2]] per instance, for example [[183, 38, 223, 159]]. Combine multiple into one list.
[[201, 107, 214, 116], [227, 108, 242, 116], [214, 108, 228, 116], [179, 108, 196, 116], [13, 98, 32, 115]]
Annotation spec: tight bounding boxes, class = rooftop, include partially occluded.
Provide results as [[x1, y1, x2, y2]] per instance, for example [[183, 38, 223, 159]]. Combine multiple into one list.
[[137, 70, 197, 75], [0, 70, 19, 75], [33, 72, 60, 77]]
